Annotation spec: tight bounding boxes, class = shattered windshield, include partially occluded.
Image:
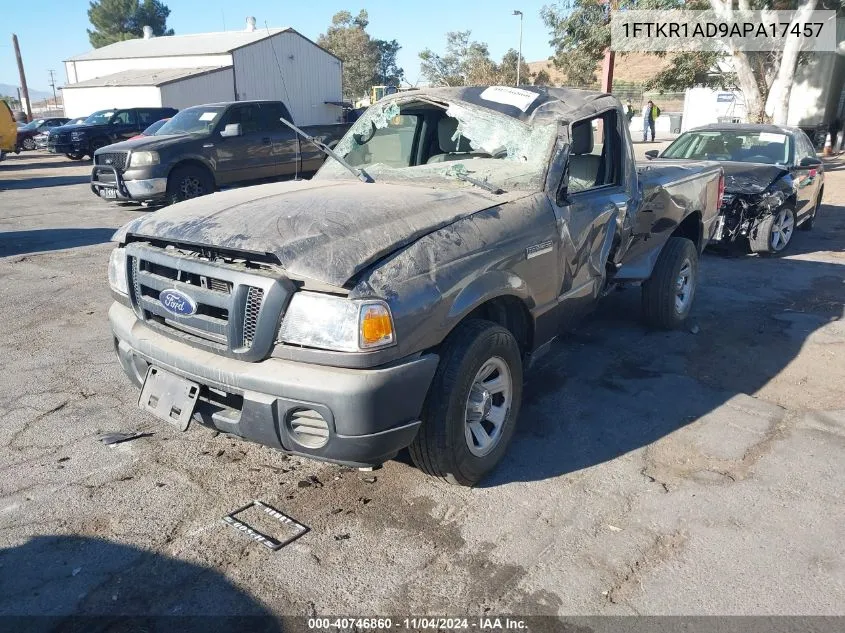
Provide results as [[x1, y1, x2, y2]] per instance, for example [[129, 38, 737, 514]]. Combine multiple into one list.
[[314, 97, 557, 191]]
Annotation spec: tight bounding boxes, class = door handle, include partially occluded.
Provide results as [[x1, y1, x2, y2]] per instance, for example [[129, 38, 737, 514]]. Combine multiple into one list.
[[262, 137, 271, 144]]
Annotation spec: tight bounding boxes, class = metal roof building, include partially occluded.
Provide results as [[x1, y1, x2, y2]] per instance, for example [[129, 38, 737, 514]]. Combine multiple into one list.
[[61, 18, 343, 125]]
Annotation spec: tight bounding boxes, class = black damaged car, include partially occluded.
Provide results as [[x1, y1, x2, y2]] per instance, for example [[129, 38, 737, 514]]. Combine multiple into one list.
[[646, 124, 824, 254]]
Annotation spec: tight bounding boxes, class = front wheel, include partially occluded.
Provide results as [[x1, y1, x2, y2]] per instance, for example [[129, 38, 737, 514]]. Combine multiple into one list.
[[166, 165, 214, 204], [409, 319, 523, 486], [22, 138, 35, 151], [641, 237, 698, 329], [749, 206, 795, 254]]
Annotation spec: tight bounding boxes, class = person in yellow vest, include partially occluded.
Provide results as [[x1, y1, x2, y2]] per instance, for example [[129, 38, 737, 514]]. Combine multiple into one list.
[[642, 100, 661, 142]]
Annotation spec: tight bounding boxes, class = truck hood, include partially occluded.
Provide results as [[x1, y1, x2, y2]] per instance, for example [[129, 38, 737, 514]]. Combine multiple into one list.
[[114, 179, 510, 287], [720, 162, 789, 195], [98, 133, 201, 153]]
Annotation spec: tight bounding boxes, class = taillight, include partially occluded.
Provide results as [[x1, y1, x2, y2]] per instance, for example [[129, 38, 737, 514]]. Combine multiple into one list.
[[718, 171, 725, 208]]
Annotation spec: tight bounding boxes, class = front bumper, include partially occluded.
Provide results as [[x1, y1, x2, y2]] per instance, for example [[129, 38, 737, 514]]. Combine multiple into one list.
[[109, 302, 439, 466], [48, 142, 82, 155], [91, 164, 167, 201]]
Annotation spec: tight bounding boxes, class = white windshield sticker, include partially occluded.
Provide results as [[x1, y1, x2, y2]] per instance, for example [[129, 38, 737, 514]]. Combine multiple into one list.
[[102, 112, 114, 117], [758, 132, 786, 144], [199, 112, 217, 121], [479, 86, 539, 112]]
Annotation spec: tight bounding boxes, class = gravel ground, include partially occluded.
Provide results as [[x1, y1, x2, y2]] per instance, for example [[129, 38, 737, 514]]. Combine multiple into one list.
[[0, 150, 843, 618]]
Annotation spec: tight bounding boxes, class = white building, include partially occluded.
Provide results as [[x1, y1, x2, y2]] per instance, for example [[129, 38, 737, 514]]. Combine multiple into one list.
[[61, 18, 343, 125]]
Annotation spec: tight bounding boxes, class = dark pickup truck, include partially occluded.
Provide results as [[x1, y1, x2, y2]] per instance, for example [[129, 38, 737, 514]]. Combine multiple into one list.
[[107, 86, 723, 486], [48, 107, 177, 159], [91, 100, 351, 204]]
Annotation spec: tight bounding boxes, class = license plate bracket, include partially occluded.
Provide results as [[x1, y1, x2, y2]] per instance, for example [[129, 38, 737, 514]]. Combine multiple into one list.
[[139, 367, 199, 431]]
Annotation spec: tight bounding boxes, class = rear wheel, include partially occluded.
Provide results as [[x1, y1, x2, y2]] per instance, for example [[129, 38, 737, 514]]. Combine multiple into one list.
[[641, 237, 698, 329], [409, 319, 523, 486], [166, 165, 214, 204], [749, 206, 794, 253]]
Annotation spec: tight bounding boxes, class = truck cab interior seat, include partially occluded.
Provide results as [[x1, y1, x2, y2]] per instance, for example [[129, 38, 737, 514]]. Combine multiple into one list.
[[568, 121, 601, 192], [427, 117, 492, 163]]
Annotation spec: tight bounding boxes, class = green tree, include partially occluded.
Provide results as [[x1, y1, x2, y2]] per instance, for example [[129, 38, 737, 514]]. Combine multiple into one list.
[[318, 10, 380, 100], [533, 68, 552, 86], [87, 0, 174, 48], [420, 32, 527, 86], [499, 48, 532, 86], [373, 39, 405, 87]]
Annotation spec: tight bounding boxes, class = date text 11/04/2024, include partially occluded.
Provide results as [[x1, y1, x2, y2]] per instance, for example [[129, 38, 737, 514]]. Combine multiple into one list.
[[307, 617, 528, 630]]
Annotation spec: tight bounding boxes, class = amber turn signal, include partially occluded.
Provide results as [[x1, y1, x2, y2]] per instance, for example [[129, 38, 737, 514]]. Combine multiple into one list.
[[360, 303, 394, 348]]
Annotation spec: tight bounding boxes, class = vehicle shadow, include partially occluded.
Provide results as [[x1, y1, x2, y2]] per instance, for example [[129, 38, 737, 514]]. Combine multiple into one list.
[[0, 175, 90, 190], [0, 228, 115, 257], [483, 207, 844, 487], [0, 155, 77, 171], [0, 534, 282, 629]]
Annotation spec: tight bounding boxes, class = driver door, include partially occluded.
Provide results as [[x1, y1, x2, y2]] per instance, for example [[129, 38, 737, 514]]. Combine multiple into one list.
[[551, 109, 635, 327], [109, 110, 139, 141]]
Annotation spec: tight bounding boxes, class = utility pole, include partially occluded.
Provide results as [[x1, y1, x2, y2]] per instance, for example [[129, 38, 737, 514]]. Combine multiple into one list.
[[513, 10, 523, 86], [600, 0, 615, 94], [12, 34, 32, 121], [48, 69, 58, 109]]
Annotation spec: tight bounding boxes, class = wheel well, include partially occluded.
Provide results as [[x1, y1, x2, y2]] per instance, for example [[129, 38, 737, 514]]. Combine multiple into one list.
[[169, 159, 215, 186], [673, 211, 702, 250], [463, 296, 533, 357]]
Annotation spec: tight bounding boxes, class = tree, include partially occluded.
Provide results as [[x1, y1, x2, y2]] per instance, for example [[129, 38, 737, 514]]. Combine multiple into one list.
[[542, 0, 842, 124], [499, 48, 532, 86], [87, 0, 174, 48], [373, 39, 404, 87], [318, 10, 380, 100], [533, 69, 553, 86], [419, 32, 529, 87]]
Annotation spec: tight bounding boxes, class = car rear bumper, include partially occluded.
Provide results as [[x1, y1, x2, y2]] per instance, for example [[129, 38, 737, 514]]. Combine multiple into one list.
[[109, 302, 438, 467]]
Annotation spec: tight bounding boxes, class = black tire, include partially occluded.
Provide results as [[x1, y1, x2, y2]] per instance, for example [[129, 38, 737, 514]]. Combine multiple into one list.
[[88, 138, 109, 159], [798, 187, 822, 231], [22, 138, 35, 151], [165, 164, 214, 204], [749, 206, 795, 254], [65, 152, 85, 160], [409, 319, 523, 486], [641, 237, 698, 330]]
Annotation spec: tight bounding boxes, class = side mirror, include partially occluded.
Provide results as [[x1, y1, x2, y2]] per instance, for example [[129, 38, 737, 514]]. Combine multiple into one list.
[[799, 155, 822, 167], [220, 123, 242, 138], [644, 149, 659, 160]]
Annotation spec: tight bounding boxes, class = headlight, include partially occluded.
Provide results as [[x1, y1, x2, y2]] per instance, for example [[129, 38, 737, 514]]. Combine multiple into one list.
[[71, 130, 86, 140], [129, 151, 160, 167], [278, 292, 395, 352], [108, 248, 128, 296]]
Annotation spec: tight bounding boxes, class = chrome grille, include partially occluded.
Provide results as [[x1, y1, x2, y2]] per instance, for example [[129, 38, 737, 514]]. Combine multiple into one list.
[[96, 151, 129, 171], [124, 243, 290, 362], [243, 287, 264, 346]]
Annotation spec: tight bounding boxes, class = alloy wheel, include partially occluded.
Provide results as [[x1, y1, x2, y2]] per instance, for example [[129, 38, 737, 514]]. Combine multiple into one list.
[[770, 207, 795, 251], [464, 356, 513, 457]]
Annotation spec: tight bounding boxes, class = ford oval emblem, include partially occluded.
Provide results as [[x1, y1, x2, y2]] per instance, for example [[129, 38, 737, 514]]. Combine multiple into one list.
[[159, 288, 197, 316]]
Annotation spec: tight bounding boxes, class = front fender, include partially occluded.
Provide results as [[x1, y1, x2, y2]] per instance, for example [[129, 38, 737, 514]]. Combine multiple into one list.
[[446, 269, 535, 323]]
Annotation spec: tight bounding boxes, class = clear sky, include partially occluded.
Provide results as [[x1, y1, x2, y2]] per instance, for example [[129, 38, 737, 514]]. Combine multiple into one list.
[[0, 0, 556, 91]]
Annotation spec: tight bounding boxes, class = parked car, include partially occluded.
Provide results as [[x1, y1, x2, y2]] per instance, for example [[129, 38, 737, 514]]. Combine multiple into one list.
[[107, 86, 723, 485], [48, 107, 177, 160], [91, 100, 351, 204], [0, 101, 16, 161], [16, 117, 69, 151], [128, 118, 170, 140], [35, 116, 87, 150], [646, 124, 823, 254]]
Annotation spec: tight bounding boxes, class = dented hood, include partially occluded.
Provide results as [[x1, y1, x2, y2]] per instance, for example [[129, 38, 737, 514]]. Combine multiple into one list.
[[114, 179, 502, 286], [720, 162, 789, 195]]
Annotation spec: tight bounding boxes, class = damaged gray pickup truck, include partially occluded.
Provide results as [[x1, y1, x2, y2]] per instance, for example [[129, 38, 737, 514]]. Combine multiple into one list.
[[108, 86, 724, 486]]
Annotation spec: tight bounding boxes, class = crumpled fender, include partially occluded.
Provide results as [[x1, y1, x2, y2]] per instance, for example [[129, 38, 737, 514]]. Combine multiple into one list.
[[446, 269, 535, 322]]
